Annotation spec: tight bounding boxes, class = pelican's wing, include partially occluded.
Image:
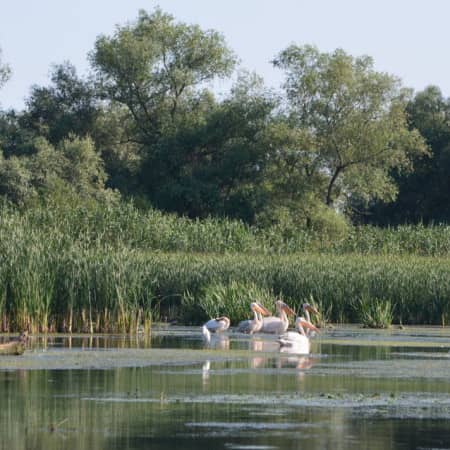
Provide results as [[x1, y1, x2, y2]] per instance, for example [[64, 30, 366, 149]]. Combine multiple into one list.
[[260, 317, 284, 334], [205, 319, 222, 331], [279, 331, 303, 342], [237, 319, 251, 333], [205, 317, 230, 332]]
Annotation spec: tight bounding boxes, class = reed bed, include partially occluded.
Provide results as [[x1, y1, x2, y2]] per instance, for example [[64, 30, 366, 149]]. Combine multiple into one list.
[[0, 245, 449, 330], [0, 200, 449, 331], [3, 200, 450, 256]]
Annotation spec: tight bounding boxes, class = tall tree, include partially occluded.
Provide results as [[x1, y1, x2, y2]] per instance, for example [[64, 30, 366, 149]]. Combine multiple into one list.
[[272, 45, 427, 214], [89, 8, 250, 213], [142, 72, 276, 221], [367, 86, 450, 224], [90, 8, 236, 144]]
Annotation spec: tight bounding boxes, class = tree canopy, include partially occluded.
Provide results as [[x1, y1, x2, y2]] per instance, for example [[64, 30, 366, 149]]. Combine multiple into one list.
[[0, 10, 448, 229], [272, 45, 427, 213], [367, 86, 450, 224]]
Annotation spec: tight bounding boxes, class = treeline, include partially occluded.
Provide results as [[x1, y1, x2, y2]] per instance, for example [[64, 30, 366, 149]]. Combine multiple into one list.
[[0, 8, 448, 229]]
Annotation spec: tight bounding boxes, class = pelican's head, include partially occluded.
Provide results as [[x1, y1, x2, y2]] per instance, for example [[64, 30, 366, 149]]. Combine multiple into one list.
[[302, 303, 319, 314], [275, 299, 295, 316], [251, 302, 271, 316], [218, 316, 230, 327], [296, 317, 319, 333]]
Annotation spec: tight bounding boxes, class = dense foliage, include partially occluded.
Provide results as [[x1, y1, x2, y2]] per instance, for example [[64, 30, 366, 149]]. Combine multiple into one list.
[[2, 8, 445, 227]]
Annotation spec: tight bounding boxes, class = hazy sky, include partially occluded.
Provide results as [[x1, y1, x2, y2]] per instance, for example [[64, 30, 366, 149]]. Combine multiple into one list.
[[1, 0, 449, 110]]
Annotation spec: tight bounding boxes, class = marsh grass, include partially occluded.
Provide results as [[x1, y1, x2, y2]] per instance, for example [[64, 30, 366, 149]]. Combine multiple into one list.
[[306, 295, 332, 329], [182, 281, 275, 324], [0, 200, 450, 331]]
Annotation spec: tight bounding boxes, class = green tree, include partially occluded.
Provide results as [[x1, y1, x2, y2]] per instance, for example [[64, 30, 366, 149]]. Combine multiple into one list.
[[0, 135, 117, 206], [90, 8, 277, 216], [90, 8, 236, 142], [367, 86, 450, 224], [21, 62, 100, 145], [0, 47, 11, 91], [272, 45, 427, 213], [142, 72, 276, 221], [0, 110, 40, 157], [0, 151, 35, 205]]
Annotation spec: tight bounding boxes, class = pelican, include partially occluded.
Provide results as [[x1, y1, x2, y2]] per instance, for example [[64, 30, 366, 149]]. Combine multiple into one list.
[[204, 316, 230, 333], [237, 302, 270, 334], [277, 317, 319, 354], [260, 300, 295, 334]]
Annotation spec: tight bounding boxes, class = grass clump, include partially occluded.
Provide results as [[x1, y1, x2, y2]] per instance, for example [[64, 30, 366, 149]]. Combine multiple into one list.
[[356, 296, 394, 329]]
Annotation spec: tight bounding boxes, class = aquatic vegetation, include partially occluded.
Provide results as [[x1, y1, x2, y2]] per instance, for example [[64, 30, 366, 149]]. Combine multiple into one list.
[[355, 296, 394, 329], [304, 294, 332, 328], [183, 281, 274, 325], [0, 201, 450, 331]]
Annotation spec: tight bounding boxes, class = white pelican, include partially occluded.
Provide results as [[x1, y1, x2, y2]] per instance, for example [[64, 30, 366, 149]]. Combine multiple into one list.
[[237, 302, 271, 334], [204, 316, 230, 333], [277, 317, 319, 354], [260, 300, 295, 334]]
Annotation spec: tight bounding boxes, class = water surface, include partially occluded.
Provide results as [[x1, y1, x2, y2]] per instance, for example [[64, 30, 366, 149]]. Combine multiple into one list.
[[1, 325, 450, 450]]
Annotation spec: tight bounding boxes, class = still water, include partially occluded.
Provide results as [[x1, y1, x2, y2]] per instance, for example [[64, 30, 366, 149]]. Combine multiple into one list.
[[1, 326, 450, 450]]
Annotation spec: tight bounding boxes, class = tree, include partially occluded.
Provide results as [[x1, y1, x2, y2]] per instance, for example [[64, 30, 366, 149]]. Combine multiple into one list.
[[272, 45, 427, 214], [21, 62, 99, 145], [90, 8, 236, 144], [141, 72, 276, 221], [367, 86, 450, 224], [0, 47, 11, 91], [0, 110, 40, 157], [0, 151, 35, 206], [89, 8, 259, 215], [0, 135, 117, 206]]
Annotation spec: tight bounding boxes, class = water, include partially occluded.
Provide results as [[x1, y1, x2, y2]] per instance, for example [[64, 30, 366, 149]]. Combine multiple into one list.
[[1, 326, 450, 449]]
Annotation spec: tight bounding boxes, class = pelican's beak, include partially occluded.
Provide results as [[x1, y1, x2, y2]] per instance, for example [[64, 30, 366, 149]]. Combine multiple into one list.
[[302, 320, 320, 333], [255, 303, 271, 316], [282, 304, 296, 316]]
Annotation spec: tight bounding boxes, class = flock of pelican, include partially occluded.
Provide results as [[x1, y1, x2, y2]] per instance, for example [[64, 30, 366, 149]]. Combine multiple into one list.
[[202, 299, 320, 354]]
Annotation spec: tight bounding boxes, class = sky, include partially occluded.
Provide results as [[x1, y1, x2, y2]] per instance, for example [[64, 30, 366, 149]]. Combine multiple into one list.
[[1, 0, 450, 110]]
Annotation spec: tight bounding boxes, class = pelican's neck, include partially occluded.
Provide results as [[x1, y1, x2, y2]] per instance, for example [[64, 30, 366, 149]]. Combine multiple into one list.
[[303, 308, 312, 337], [252, 309, 259, 323], [279, 308, 288, 324], [304, 308, 311, 323], [296, 321, 307, 337]]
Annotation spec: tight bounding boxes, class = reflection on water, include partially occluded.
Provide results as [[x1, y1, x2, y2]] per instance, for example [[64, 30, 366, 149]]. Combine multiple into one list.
[[203, 334, 230, 350], [2, 326, 450, 449]]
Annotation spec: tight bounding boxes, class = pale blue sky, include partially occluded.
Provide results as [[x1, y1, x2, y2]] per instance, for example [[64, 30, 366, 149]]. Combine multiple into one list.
[[1, 0, 449, 110]]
